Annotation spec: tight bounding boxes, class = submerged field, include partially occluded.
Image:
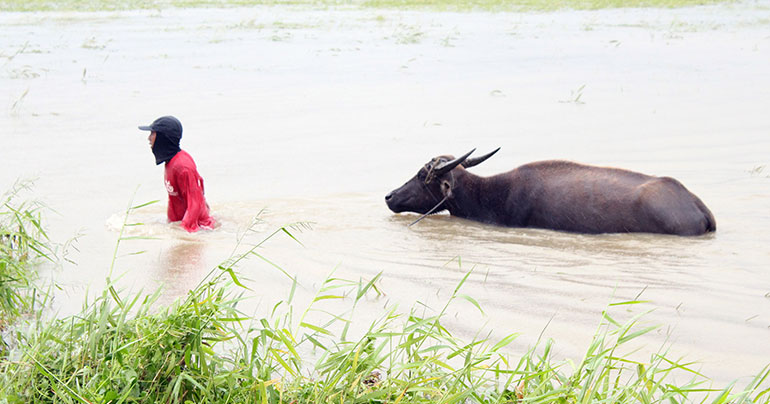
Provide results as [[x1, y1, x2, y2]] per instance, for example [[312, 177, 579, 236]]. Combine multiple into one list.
[[0, 0, 736, 11]]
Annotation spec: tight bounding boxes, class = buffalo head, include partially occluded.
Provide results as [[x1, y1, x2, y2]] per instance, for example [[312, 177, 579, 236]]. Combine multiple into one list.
[[385, 148, 500, 214]]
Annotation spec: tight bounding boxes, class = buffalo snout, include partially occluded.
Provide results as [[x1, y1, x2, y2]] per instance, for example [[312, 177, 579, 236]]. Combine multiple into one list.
[[385, 189, 403, 212]]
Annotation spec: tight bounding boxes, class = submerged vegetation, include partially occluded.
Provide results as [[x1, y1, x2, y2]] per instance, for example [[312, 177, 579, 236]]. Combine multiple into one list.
[[0, 0, 734, 12], [0, 190, 769, 403]]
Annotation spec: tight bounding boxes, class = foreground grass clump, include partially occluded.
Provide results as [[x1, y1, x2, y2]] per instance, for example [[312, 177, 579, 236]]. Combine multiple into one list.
[[0, 182, 52, 333], [0, 200, 768, 403], [1, 248, 768, 401], [0, 0, 734, 12]]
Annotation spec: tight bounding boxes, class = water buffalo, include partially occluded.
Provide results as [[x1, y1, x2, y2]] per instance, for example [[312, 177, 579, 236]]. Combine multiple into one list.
[[385, 148, 716, 235]]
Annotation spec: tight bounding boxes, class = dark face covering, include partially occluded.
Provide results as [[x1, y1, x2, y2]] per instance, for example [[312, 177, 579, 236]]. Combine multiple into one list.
[[152, 132, 181, 165], [141, 116, 183, 165]]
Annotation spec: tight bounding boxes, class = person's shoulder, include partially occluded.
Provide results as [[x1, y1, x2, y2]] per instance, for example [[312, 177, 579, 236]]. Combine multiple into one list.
[[169, 150, 200, 174], [170, 150, 197, 165]]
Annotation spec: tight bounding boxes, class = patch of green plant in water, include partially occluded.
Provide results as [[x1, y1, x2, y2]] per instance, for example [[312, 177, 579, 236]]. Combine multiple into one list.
[[0, 0, 736, 12], [0, 0, 328, 12], [361, 0, 734, 11], [0, 201, 768, 403]]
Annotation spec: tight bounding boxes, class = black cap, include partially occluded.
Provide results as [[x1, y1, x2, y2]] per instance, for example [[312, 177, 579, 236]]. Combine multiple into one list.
[[138, 116, 183, 141]]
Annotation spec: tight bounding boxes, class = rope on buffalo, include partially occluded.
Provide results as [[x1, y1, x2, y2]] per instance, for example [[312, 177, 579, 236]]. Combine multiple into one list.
[[408, 171, 454, 227], [408, 194, 450, 227]]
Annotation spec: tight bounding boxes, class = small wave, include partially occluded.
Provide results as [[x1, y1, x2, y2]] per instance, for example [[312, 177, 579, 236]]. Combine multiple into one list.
[[104, 201, 275, 242], [105, 211, 195, 239]]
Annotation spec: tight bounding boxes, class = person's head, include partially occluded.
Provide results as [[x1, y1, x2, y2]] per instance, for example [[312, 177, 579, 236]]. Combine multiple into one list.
[[138, 116, 183, 165]]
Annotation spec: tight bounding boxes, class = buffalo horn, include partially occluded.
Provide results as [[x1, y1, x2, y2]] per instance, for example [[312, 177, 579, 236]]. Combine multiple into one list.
[[434, 148, 476, 175], [462, 147, 500, 168]]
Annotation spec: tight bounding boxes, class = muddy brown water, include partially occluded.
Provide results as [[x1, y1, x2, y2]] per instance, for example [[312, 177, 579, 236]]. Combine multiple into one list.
[[2, 3, 769, 388]]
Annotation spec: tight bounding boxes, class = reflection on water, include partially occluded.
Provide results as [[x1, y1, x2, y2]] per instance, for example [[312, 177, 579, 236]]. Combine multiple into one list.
[[153, 241, 207, 305], [383, 211, 712, 275]]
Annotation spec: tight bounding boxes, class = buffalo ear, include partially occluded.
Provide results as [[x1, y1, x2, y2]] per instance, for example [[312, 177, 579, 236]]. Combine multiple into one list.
[[462, 147, 500, 168], [440, 179, 453, 198]]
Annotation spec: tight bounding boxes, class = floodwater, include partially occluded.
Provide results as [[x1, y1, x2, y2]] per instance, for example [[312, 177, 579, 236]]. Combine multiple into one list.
[[2, 2, 769, 388]]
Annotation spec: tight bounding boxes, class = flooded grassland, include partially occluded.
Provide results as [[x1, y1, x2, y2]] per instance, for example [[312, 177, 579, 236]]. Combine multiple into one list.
[[1, 0, 770, 389]]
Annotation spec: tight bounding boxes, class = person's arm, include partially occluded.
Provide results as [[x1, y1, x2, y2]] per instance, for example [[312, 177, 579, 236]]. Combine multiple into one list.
[[178, 169, 206, 233]]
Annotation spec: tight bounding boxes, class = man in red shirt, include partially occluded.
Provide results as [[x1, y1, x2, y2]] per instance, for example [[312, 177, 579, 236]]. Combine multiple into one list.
[[139, 116, 215, 233]]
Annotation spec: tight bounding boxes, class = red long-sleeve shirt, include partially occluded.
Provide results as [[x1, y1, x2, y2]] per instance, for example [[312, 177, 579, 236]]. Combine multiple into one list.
[[164, 150, 215, 232]]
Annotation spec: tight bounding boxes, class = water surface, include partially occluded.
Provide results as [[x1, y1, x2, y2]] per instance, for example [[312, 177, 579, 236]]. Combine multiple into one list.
[[2, 3, 769, 386]]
